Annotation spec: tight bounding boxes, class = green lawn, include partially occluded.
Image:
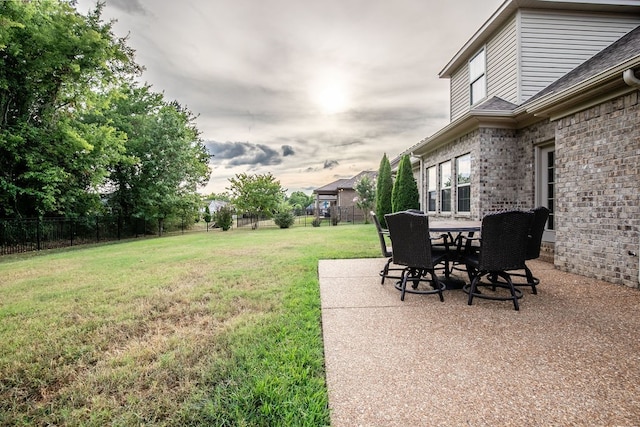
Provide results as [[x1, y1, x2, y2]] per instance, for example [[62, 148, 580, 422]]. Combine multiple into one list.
[[0, 224, 379, 426]]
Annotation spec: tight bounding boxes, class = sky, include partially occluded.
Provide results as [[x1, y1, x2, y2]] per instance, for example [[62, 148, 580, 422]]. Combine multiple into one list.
[[75, 0, 505, 196]]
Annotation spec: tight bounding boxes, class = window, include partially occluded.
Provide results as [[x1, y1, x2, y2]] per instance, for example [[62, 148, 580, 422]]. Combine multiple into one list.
[[545, 150, 555, 231], [440, 161, 452, 212], [537, 144, 555, 241], [456, 154, 471, 213], [427, 166, 437, 212], [469, 49, 486, 105]]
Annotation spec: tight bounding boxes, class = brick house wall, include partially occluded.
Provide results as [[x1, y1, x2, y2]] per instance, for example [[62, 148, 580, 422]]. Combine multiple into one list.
[[413, 92, 639, 287], [422, 127, 536, 219], [554, 91, 640, 287], [420, 131, 476, 218], [516, 119, 557, 263], [477, 128, 533, 213]]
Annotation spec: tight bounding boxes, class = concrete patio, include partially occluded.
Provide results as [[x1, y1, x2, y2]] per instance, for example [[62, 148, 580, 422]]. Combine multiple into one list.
[[319, 258, 640, 426]]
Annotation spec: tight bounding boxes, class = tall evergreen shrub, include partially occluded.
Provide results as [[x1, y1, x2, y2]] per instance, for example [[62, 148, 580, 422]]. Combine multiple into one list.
[[375, 154, 393, 228], [391, 155, 420, 212]]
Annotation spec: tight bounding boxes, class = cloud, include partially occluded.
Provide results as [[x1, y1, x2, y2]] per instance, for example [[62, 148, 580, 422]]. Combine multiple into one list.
[[282, 145, 295, 156], [206, 141, 283, 168], [77, 0, 507, 194], [107, 0, 147, 14], [324, 160, 339, 169]]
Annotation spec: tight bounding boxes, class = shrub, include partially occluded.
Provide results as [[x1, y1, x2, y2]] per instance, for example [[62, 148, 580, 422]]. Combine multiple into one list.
[[274, 211, 295, 228], [312, 218, 321, 227], [376, 153, 393, 228], [391, 154, 419, 212], [215, 206, 233, 231]]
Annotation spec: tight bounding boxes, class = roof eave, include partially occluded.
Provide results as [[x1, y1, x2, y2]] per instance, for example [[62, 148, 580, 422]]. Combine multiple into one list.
[[407, 110, 520, 159], [439, 0, 514, 78]]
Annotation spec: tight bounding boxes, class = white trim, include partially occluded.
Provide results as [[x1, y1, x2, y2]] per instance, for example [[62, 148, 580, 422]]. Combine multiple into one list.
[[536, 143, 556, 243]]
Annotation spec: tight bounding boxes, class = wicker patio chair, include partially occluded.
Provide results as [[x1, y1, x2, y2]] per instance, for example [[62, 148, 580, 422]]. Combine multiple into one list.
[[384, 211, 447, 301], [509, 206, 550, 294], [371, 211, 403, 284], [462, 210, 534, 310]]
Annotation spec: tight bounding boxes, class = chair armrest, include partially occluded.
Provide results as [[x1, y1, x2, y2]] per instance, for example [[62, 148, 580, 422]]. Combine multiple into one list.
[[430, 233, 450, 251], [459, 235, 480, 254]]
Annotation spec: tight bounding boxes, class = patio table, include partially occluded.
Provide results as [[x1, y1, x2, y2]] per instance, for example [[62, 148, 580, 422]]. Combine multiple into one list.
[[429, 220, 481, 288]]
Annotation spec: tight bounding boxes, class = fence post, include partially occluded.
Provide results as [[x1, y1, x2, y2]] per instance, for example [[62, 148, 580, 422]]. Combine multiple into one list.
[[70, 218, 74, 246], [96, 217, 100, 242], [37, 217, 41, 251]]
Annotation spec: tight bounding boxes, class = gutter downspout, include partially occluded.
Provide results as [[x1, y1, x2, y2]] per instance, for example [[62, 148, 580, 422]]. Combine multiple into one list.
[[623, 69, 640, 88], [625, 69, 640, 284]]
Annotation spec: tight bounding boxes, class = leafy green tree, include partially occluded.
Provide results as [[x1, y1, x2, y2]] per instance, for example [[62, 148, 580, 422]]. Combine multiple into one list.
[[203, 205, 212, 231], [375, 154, 393, 228], [89, 83, 210, 232], [227, 173, 286, 229], [206, 192, 231, 202], [215, 205, 234, 231], [354, 175, 376, 224], [0, 0, 139, 217], [287, 191, 313, 215], [391, 155, 420, 212]]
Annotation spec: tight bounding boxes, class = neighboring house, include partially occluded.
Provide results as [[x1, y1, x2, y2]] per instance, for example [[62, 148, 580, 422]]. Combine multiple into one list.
[[208, 200, 228, 213], [392, 0, 640, 288], [313, 171, 377, 220]]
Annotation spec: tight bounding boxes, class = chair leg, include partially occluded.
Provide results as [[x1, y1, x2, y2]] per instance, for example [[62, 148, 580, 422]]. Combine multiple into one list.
[[400, 269, 408, 301], [467, 275, 480, 306], [496, 271, 519, 311], [381, 258, 392, 284], [427, 270, 444, 302], [524, 265, 537, 295], [465, 264, 476, 285]]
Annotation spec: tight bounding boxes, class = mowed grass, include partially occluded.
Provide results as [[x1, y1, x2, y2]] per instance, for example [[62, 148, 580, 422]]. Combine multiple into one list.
[[0, 224, 379, 426]]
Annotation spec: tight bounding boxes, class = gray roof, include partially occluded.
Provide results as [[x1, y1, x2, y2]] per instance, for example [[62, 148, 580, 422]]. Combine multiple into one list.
[[474, 96, 518, 112], [314, 171, 377, 194]]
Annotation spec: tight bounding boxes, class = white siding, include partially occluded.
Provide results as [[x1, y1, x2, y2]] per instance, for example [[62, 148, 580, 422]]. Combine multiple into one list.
[[450, 16, 518, 121], [450, 64, 469, 121], [520, 10, 640, 101], [487, 16, 518, 104]]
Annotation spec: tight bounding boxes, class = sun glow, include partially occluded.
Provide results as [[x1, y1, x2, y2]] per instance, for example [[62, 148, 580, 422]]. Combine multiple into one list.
[[310, 70, 350, 115]]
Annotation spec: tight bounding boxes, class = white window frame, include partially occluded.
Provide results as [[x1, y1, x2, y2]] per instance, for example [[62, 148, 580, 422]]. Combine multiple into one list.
[[456, 154, 471, 213], [536, 143, 555, 242], [440, 161, 452, 213], [426, 166, 437, 213], [469, 48, 486, 105]]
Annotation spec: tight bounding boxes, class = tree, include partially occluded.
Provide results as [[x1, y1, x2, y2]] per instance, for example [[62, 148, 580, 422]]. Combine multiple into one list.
[[287, 191, 313, 215], [215, 205, 233, 231], [354, 175, 376, 224], [227, 173, 286, 228], [203, 205, 212, 231], [391, 155, 419, 212], [206, 192, 231, 202], [0, 0, 140, 217], [92, 83, 210, 233], [375, 154, 393, 228]]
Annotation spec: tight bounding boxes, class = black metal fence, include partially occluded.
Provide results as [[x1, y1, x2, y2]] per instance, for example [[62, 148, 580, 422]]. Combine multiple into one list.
[[0, 216, 167, 255], [235, 207, 369, 229], [1, 208, 372, 255]]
